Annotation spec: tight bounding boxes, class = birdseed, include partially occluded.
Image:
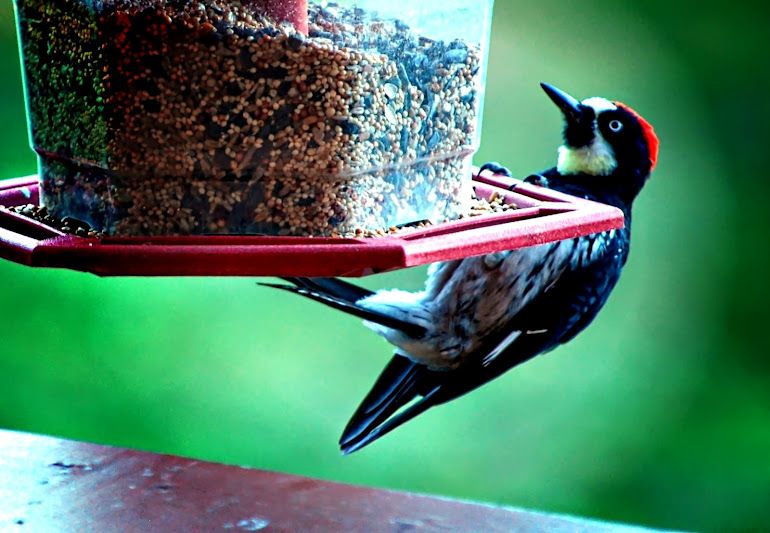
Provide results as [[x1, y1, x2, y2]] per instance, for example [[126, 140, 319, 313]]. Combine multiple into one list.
[[1, 192, 515, 239], [14, 0, 486, 236]]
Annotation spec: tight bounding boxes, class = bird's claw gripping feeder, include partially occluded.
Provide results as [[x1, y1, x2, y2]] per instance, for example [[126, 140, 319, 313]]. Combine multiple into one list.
[[1, 0, 624, 276]]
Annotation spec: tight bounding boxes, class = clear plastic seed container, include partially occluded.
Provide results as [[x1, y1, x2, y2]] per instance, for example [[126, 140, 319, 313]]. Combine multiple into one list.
[[13, 0, 495, 236]]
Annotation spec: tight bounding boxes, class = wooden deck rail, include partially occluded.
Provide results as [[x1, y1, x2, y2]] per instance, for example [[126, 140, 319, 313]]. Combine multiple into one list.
[[0, 429, 679, 532]]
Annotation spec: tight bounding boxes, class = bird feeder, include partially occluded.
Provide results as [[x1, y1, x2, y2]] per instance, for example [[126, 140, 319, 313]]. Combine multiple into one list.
[[12, 0, 497, 238], [4, 0, 624, 277]]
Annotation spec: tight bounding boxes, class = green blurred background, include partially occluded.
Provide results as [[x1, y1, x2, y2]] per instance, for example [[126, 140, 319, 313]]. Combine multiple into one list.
[[1, 1, 769, 531]]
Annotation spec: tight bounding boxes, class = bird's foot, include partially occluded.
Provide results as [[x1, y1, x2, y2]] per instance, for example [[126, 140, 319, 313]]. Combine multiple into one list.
[[478, 162, 512, 177], [482, 250, 511, 271], [523, 174, 549, 188]]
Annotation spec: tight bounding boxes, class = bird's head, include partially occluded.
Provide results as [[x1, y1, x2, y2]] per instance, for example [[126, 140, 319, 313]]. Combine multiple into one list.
[[541, 82, 659, 203]]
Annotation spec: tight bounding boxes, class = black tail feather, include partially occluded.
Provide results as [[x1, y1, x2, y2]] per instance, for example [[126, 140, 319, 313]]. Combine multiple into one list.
[[339, 354, 441, 454], [261, 277, 443, 453], [340, 392, 440, 454], [340, 355, 425, 445]]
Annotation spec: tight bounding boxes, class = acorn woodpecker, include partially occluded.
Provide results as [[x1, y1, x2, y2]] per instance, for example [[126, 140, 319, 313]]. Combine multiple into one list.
[[263, 83, 659, 454]]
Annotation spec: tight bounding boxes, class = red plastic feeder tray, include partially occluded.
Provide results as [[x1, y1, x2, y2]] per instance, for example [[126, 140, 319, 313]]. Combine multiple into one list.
[[0, 170, 624, 277]]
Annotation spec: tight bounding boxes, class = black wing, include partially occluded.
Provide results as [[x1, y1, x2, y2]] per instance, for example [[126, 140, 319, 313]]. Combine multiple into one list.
[[260, 277, 427, 338], [339, 330, 554, 454], [258, 276, 559, 455], [338, 253, 627, 454], [262, 249, 624, 454]]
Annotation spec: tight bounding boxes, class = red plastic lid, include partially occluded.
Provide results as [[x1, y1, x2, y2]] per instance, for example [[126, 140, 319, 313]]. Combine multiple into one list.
[[0, 171, 623, 277]]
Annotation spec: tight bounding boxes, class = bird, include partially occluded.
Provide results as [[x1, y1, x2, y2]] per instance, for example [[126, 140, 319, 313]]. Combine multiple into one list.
[[262, 82, 659, 454]]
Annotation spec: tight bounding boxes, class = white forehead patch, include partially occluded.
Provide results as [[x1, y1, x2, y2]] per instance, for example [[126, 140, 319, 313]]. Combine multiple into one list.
[[581, 97, 617, 114]]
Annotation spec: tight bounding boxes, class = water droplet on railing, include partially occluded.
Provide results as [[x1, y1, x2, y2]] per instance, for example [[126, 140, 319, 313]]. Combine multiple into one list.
[[236, 517, 270, 531]]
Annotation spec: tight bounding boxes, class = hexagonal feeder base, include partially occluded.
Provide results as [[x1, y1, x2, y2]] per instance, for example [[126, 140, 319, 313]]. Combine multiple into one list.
[[0, 169, 624, 277]]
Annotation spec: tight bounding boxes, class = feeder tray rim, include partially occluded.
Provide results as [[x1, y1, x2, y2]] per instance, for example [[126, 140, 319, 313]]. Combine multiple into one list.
[[0, 169, 624, 278]]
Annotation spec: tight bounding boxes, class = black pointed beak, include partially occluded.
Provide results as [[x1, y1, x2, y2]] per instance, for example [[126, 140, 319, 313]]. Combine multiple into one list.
[[541, 83, 595, 147], [540, 83, 584, 124]]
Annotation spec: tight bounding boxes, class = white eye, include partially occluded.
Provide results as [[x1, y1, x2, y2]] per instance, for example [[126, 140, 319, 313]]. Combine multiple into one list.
[[609, 120, 623, 133]]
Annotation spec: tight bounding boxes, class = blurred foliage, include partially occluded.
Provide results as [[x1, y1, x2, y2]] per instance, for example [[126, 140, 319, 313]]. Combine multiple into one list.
[[1, 0, 769, 531]]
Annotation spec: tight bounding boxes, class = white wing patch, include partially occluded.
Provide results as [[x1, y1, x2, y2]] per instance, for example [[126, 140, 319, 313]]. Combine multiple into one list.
[[482, 329, 522, 366]]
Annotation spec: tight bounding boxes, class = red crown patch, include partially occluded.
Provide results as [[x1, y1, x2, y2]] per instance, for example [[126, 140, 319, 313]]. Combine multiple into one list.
[[614, 102, 659, 170]]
